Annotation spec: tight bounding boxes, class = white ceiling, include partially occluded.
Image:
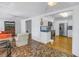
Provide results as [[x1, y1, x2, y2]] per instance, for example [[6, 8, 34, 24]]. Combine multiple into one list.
[[46, 2, 79, 13], [0, 2, 79, 20]]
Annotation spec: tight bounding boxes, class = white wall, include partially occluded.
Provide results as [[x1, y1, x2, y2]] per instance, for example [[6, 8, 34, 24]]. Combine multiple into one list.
[[68, 20, 72, 37], [53, 21, 59, 36], [21, 20, 26, 34], [15, 20, 21, 34], [72, 6, 79, 56], [0, 20, 4, 32], [32, 17, 41, 42]]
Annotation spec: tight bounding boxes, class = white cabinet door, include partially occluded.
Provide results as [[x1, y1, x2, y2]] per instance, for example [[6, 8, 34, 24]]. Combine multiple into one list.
[[40, 32, 51, 44]]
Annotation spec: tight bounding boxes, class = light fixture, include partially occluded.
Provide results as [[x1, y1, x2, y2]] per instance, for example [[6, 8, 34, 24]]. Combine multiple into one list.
[[48, 0, 57, 6], [40, 18, 43, 25], [59, 12, 69, 17]]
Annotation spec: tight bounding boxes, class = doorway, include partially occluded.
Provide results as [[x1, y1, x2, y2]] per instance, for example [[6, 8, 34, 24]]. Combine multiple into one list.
[[26, 20, 32, 41], [26, 20, 31, 34], [59, 23, 64, 36]]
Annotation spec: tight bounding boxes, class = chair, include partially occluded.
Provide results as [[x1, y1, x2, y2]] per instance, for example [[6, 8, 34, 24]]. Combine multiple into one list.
[[0, 34, 13, 56], [0, 40, 12, 57], [15, 33, 29, 47]]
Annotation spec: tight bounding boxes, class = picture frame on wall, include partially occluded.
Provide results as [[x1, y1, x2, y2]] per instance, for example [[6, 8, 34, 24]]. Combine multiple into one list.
[[67, 26, 72, 30], [40, 26, 49, 32]]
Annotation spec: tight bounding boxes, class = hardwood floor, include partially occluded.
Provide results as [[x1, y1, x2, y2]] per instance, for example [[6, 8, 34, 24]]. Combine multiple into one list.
[[48, 36, 72, 55]]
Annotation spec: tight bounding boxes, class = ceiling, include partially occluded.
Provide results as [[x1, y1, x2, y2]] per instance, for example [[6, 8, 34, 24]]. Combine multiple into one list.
[[0, 2, 79, 20]]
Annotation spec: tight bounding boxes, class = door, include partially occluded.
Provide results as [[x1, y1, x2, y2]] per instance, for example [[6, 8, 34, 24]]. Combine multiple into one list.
[[59, 23, 64, 36]]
